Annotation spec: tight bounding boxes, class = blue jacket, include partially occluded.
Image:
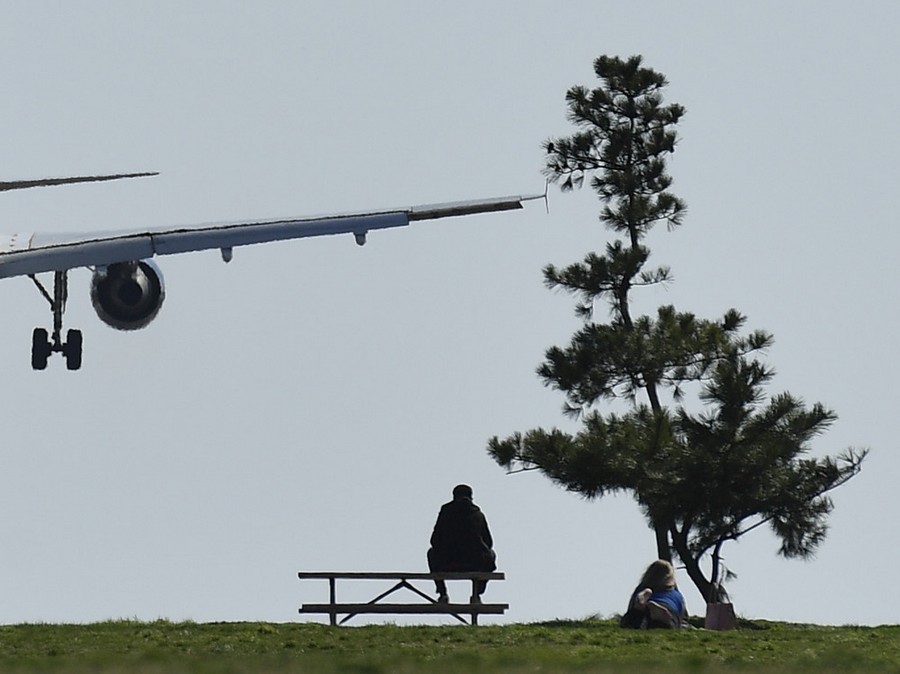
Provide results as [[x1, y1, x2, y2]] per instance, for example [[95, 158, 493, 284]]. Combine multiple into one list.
[[620, 586, 686, 628], [649, 587, 685, 618]]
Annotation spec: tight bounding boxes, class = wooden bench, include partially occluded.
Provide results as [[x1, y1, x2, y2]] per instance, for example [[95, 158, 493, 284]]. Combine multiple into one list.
[[297, 571, 507, 626]]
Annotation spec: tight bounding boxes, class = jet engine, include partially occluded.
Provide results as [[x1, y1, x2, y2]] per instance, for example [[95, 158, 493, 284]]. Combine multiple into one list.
[[90, 260, 165, 330]]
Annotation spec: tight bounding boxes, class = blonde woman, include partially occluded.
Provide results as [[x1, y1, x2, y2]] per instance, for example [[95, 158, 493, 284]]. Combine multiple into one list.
[[620, 560, 688, 629]]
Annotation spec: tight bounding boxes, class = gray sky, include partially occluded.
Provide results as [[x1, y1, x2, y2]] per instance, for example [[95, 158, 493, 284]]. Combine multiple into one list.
[[0, 1, 896, 626]]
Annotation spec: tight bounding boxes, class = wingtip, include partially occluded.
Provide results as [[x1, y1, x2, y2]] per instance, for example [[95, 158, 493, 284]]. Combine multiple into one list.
[[520, 183, 549, 213]]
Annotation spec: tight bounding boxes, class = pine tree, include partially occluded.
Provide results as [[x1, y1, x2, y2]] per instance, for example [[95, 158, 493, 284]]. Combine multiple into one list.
[[488, 55, 865, 601]]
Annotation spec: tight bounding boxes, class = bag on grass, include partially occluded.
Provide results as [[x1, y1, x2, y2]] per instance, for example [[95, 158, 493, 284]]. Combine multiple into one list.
[[704, 583, 736, 630]]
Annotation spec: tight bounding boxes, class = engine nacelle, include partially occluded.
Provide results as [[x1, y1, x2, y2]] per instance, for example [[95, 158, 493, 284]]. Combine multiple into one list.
[[90, 260, 165, 330]]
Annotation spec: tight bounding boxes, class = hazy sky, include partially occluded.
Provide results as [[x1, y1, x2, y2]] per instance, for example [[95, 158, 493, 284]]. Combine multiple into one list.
[[1, 2, 897, 627]]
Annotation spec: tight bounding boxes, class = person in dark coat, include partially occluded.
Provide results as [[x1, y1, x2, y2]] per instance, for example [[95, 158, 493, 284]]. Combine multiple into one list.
[[427, 484, 496, 603]]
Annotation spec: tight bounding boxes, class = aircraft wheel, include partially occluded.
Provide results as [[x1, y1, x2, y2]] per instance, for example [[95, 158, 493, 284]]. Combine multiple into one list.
[[31, 328, 51, 370], [64, 329, 83, 371]]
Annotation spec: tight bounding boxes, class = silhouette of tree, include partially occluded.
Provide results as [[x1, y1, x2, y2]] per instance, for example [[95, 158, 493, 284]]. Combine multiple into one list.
[[488, 55, 866, 601]]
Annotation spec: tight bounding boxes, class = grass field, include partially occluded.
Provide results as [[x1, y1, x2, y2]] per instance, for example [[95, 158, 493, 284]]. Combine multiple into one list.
[[0, 618, 897, 673]]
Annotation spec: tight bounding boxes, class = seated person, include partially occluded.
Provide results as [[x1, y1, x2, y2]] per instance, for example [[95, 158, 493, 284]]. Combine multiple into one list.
[[620, 559, 688, 629], [427, 484, 496, 603]]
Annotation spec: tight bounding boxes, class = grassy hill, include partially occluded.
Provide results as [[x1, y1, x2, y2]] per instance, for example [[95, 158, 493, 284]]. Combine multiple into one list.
[[0, 619, 897, 673]]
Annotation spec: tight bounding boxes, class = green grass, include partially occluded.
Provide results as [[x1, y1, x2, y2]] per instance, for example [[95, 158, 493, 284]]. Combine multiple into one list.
[[0, 619, 897, 673]]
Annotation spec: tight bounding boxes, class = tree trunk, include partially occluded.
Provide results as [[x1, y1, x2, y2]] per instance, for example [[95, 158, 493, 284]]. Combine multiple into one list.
[[654, 524, 671, 561], [670, 528, 713, 602]]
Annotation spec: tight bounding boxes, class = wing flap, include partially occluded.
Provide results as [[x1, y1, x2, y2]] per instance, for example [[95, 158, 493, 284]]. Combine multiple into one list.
[[150, 212, 409, 256]]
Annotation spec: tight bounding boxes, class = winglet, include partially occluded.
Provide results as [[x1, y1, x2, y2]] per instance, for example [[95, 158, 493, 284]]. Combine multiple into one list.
[[0, 172, 159, 192]]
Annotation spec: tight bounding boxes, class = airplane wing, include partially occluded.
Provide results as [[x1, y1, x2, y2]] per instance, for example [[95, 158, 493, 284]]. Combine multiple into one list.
[[0, 172, 159, 192], [0, 193, 540, 280], [5, 182, 542, 369]]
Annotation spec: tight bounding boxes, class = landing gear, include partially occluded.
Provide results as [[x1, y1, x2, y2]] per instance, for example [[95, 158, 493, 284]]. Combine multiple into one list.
[[31, 327, 51, 370], [28, 270, 83, 371], [63, 329, 83, 370]]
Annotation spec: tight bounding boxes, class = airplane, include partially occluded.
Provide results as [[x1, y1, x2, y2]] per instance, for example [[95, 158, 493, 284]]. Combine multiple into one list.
[[1, 172, 540, 371]]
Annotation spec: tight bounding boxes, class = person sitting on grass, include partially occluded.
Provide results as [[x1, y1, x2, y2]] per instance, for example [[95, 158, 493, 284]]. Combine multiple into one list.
[[620, 559, 688, 629]]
